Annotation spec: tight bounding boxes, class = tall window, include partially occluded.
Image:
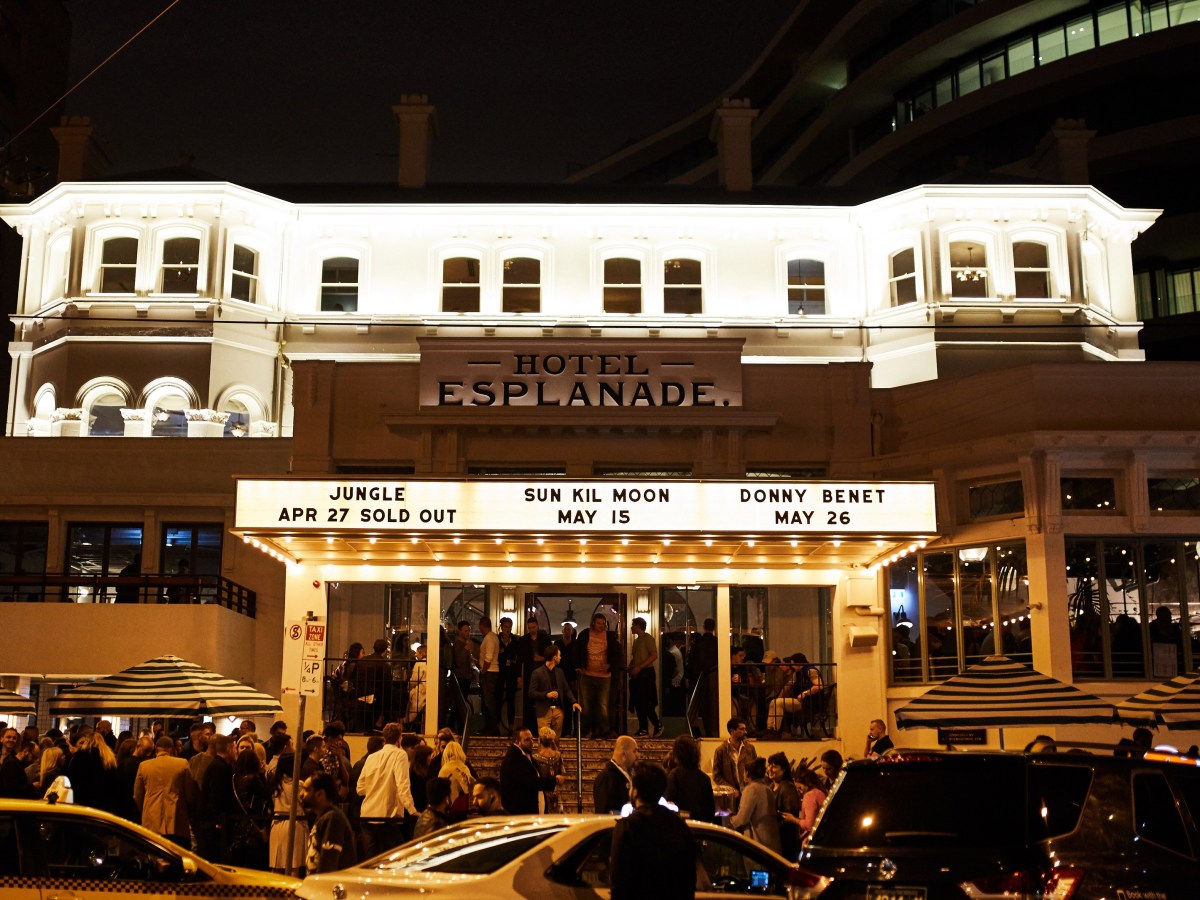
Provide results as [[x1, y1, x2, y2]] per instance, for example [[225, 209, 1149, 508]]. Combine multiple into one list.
[[45, 236, 70, 300], [321, 257, 359, 312], [87, 388, 126, 437], [159, 237, 200, 294], [888, 248, 918, 306], [162, 524, 222, 602], [502, 257, 540, 313], [664, 258, 702, 314], [442, 257, 480, 312], [603, 257, 641, 313], [65, 523, 143, 603], [787, 258, 826, 315], [0, 522, 47, 602], [230, 244, 258, 303], [949, 240, 989, 298], [1013, 241, 1051, 298], [98, 237, 137, 293]]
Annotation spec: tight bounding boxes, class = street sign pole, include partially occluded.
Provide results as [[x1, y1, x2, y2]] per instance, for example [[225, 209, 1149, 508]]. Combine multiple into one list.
[[285, 612, 325, 876]]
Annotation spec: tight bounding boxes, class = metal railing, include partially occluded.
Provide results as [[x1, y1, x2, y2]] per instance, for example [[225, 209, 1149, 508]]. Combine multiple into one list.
[[685, 660, 838, 739], [0, 572, 257, 617]]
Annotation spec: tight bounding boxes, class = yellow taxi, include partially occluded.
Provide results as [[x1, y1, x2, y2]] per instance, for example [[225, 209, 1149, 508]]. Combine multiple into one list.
[[0, 798, 298, 900]]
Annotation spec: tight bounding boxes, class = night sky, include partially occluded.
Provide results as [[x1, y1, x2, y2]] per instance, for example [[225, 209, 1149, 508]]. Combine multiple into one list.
[[63, 1, 797, 184]]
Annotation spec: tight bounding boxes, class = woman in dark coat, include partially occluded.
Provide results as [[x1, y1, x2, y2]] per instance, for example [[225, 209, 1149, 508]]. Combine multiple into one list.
[[663, 734, 715, 822], [67, 730, 125, 816]]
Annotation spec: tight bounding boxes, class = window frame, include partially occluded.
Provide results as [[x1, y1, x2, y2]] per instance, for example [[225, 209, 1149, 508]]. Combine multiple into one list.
[[440, 253, 482, 313], [501, 253, 542, 314], [601, 254, 643, 315], [661, 254, 704, 315], [228, 242, 260, 304], [155, 233, 202, 295], [43, 231, 72, 304], [77, 376, 133, 438], [785, 256, 828, 316], [91, 229, 141, 295], [320, 254, 360, 313], [888, 246, 920, 307]]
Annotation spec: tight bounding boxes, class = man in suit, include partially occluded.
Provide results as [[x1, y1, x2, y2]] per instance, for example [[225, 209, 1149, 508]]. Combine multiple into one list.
[[134, 736, 196, 846], [610, 762, 697, 900], [499, 727, 555, 814], [593, 735, 639, 814], [527, 646, 581, 738], [865, 718, 894, 758]]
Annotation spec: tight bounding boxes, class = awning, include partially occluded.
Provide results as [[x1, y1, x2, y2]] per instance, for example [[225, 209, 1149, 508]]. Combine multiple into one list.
[[895, 656, 1114, 730], [48, 655, 282, 718], [0, 689, 36, 716]]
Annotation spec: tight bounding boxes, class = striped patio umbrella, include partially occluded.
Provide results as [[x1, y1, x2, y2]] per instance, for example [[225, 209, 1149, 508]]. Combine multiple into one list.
[[48, 655, 282, 718], [0, 689, 36, 716], [895, 655, 1114, 732], [1116, 670, 1200, 730]]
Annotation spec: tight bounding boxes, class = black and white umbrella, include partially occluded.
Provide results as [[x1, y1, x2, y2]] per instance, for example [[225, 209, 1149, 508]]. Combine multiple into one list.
[[48, 655, 282, 718], [1116, 670, 1200, 730], [895, 655, 1114, 736], [0, 689, 36, 716]]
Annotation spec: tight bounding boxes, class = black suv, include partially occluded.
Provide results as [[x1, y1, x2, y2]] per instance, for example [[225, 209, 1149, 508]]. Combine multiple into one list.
[[796, 745, 1200, 900]]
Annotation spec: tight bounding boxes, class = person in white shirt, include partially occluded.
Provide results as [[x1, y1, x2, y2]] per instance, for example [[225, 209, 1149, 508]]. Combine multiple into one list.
[[478, 617, 501, 736], [356, 722, 418, 855]]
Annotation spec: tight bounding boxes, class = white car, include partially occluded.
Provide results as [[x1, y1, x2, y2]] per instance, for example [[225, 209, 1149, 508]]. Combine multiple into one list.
[[0, 798, 299, 900], [298, 814, 829, 899]]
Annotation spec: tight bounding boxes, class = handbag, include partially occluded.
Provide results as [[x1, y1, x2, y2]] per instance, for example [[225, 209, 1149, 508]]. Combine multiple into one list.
[[44, 774, 74, 804]]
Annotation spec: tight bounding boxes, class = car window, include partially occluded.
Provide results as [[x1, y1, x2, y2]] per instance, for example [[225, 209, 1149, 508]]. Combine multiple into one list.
[[35, 816, 182, 882], [1133, 771, 1192, 857], [1028, 763, 1092, 839], [811, 757, 1026, 848], [1170, 769, 1200, 831], [421, 829, 561, 875], [556, 829, 613, 890], [695, 834, 787, 896], [0, 816, 21, 876]]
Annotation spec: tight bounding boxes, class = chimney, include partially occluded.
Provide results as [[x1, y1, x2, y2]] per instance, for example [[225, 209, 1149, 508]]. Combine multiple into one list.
[[710, 99, 758, 192], [392, 95, 437, 188], [1031, 118, 1095, 184], [50, 116, 111, 182]]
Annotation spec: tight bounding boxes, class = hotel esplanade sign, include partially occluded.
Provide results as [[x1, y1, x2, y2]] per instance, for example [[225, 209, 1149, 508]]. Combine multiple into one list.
[[418, 337, 742, 408]]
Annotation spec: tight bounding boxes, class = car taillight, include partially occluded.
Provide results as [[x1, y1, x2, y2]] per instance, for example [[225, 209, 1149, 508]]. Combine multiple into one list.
[[786, 864, 832, 900], [960, 865, 1084, 899]]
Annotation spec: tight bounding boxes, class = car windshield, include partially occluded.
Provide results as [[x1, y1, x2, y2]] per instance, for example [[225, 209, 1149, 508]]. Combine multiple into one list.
[[368, 822, 569, 875], [812, 756, 1028, 848]]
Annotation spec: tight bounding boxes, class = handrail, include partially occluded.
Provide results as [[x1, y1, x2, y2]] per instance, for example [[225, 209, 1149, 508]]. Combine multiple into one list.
[[0, 572, 256, 616], [574, 708, 583, 813]]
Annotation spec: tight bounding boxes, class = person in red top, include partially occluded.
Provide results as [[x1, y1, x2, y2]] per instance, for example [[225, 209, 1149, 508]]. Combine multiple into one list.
[[573, 613, 624, 739]]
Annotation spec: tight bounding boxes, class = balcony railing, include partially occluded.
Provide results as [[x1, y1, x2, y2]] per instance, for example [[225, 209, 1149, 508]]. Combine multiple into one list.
[[0, 573, 257, 617]]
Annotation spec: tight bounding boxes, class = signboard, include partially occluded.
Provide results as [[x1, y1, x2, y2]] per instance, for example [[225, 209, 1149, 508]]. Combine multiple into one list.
[[237, 479, 937, 535], [282, 618, 327, 696], [937, 727, 987, 746], [418, 337, 743, 408]]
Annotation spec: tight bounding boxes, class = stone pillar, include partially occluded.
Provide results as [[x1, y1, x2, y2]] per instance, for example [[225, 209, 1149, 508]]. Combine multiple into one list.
[[716, 584, 732, 730], [425, 582, 442, 736]]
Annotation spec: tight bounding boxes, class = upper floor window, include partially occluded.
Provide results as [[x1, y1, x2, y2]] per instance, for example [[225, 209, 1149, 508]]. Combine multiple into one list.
[[45, 236, 70, 301], [664, 258, 702, 314], [159, 237, 200, 294], [787, 258, 826, 315], [502, 256, 540, 313], [0, 521, 48, 576], [98, 237, 137, 293], [949, 240, 989, 298], [321, 257, 359, 312], [230, 244, 258, 303], [65, 523, 143, 604], [889, 248, 917, 306], [603, 257, 641, 314], [442, 256, 480, 312], [1013, 241, 1051, 298]]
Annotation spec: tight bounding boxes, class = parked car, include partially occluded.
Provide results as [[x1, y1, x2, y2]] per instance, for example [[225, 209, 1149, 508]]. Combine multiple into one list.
[[796, 744, 1200, 900], [297, 814, 829, 899], [0, 798, 299, 900]]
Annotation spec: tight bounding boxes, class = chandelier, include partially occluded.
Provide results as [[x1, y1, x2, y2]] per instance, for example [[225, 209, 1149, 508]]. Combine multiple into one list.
[[956, 248, 986, 283]]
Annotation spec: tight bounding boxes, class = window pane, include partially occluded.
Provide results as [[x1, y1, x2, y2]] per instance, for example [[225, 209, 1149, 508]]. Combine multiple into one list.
[[1134, 773, 1191, 856], [950, 240, 988, 298], [1013, 241, 1048, 268], [0, 522, 48, 575], [664, 286, 702, 314], [1061, 477, 1117, 511], [321, 287, 357, 312], [1015, 270, 1051, 298], [503, 257, 539, 285], [969, 480, 1025, 518], [981, 52, 1005, 86], [1098, 3, 1130, 44], [162, 237, 199, 265], [603, 286, 641, 314], [892, 276, 917, 306], [442, 285, 480, 313], [89, 398, 125, 437], [502, 286, 540, 313], [37, 816, 177, 882], [1144, 0, 1169, 31], [957, 60, 980, 95], [1149, 478, 1200, 512], [997, 545, 1032, 665], [959, 548, 994, 667], [664, 258, 701, 285], [1145, 541, 1185, 677], [1008, 36, 1035, 74], [231, 272, 255, 303], [788, 288, 826, 316], [935, 75, 954, 107], [1038, 26, 1067, 64], [924, 551, 958, 677], [232, 244, 256, 273], [322, 257, 358, 283], [788, 258, 824, 284], [887, 560, 921, 682], [442, 257, 479, 284], [891, 248, 915, 278], [1066, 14, 1095, 55], [103, 237, 138, 265], [604, 257, 640, 284], [1067, 539, 1105, 678]]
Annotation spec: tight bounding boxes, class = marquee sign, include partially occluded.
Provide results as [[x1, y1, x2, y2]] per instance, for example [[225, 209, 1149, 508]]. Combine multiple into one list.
[[418, 337, 743, 408], [235, 479, 937, 534]]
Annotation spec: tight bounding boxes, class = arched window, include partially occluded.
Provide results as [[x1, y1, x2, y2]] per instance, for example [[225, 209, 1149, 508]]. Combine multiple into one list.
[[787, 258, 826, 315], [216, 388, 267, 438], [664, 258, 702, 314], [442, 256, 481, 312], [503, 257, 540, 313], [142, 379, 198, 438], [1013, 241, 1051, 298], [159, 237, 201, 294], [321, 257, 359, 312], [889, 248, 918, 306], [949, 240, 989, 298], [230, 244, 259, 303], [98, 236, 138, 293], [87, 388, 127, 436], [603, 257, 642, 314]]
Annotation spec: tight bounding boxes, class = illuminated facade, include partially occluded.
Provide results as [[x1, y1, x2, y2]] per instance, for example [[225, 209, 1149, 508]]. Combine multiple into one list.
[[4, 177, 1199, 750]]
